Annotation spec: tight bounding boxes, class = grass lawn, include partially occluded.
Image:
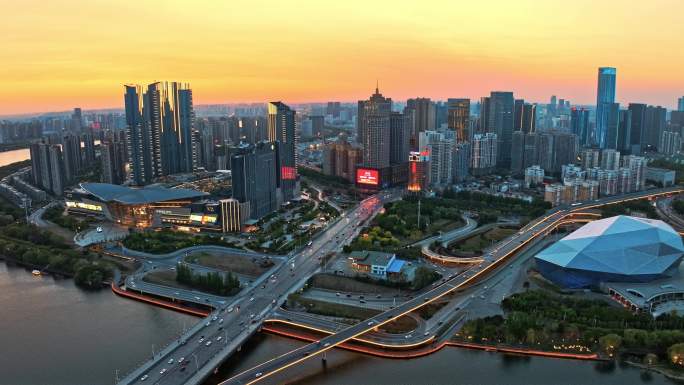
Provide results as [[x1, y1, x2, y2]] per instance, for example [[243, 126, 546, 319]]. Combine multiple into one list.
[[310, 274, 404, 295], [184, 251, 269, 277], [142, 270, 195, 291]]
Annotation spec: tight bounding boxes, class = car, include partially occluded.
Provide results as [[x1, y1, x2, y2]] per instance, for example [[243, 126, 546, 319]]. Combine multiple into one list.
[[174, 292, 180, 295], [424, 297, 429, 302], [346, 294, 351, 298], [250, 297, 255, 301], [336, 292, 340, 296], [367, 321, 374, 326], [206, 341, 212, 346], [212, 316, 218, 321], [96, 226, 103, 233], [405, 334, 412, 339], [216, 336, 222, 341], [324, 342, 330, 347], [219, 318, 224, 324], [256, 372, 263, 378], [194, 296, 201, 300], [140, 375, 148, 381], [218, 326, 223, 331], [424, 332, 430, 336], [376, 294, 381, 299], [227, 307, 234, 313], [178, 357, 184, 364], [205, 322, 211, 327], [167, 358, 174, 365], [159, 368, 167, 375], [359, 295, 364, 299], [199, 338, 205, 343]]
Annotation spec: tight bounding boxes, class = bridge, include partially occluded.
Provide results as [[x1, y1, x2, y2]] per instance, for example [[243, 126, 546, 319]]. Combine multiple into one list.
[[220, 187, 684, 385], [116, 190, 403, 385]]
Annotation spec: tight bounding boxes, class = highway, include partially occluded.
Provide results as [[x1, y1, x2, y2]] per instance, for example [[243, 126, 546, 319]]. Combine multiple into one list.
[[117, 190, 402, 385], [221, 187, 684, 385]]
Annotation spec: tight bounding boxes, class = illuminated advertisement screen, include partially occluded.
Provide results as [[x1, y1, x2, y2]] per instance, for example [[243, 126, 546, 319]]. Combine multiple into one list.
[[356, 168, 379, 185], [281, 166, 296, 180]]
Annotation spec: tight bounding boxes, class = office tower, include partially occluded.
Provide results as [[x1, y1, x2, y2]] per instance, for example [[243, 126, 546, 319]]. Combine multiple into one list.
[[514, 99, 525, 131], [447, 98, 470, 142], [214, 145, 228, 171], [230, 142, 279, 220], [470, 133, 498, 174], [579, 149, 600, 170], [486, 92, 515, 168], [478, 96, 490, 133], [405, 98, 436, 133], [511, 131, 525, 173], [604, 103, 621, 150], [617, 109, 632, 153], [200, 130, 215, 170], [268, 101, 298, 202], [100, 140, 127, 185], [124, 82, 195, 186], [521, 103, 537, 134], [408, 151, 429, 192], [628, 103, 647, 154], [30, 142, 65, 196], [679, 97, 684, 112], [660, 131, 682, 156], [672, 111, 684, 133], [61, 133, 81, 183], [548, 95, 558, 117], [326, 102, 341, 118], [595, 67, 617, 148], [571, 107, 591, 145], [47, 145, 65, 196], [551, 132, 580, 173], [310, 115, 324, 138], [71, 108, 83, 132], [389, 112, 410, 165], [452, 142, 470, 183], [82, 131, 96, 164], [358, 86, 392, 169], [643, 106, 667, 151], [435, 101, 448, 129], [418, 131, 453, 187], [600, 149, 621, 170]]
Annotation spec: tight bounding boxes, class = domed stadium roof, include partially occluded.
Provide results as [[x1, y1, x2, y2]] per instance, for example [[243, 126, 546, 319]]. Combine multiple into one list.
[[535, 215, 684, 289]]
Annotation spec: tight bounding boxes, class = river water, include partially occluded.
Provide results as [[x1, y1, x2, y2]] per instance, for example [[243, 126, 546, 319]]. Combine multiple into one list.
[[0, 148, 30, 167], [0, 262, 678, 385]]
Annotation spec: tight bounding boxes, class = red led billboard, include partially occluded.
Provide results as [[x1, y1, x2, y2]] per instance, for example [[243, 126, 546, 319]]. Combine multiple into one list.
[[281, 166, 297, 180], [356, 168, 379, 185]]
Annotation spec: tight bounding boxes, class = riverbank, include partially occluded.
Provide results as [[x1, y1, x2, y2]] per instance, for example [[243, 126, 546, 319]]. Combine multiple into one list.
[[626, 360, 684, 382]]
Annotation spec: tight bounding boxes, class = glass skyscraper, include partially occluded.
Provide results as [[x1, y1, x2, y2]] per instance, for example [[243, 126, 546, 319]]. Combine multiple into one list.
[[595, 67, 617, 148]]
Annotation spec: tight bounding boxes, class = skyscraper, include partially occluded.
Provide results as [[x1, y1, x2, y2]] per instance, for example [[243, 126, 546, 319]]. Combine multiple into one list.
[[71, 108, 83, 132], [230, 142, 279, 220], [617, 109, 632, 153], [470, 133, 498, 174], [124, 82, 196, 185], [628, 103, 647, 154], [447, 98, 470, 142], [61, 133, 81, 183], [643, 105, 667, 151], [678, 97, 684, 112], [358, 87, 392, 169], [604, 103, 621, 150], [389, 112, 410, 165], [82, 130, 96, 164], [487, 92, 515, 168], [521, 103, 537, 134], [595, 67, 617, 148], [268, 101, 298, 202], [405, 98, 436, 133], [100, 139, 127, 185], [570, 107, 590, 146]]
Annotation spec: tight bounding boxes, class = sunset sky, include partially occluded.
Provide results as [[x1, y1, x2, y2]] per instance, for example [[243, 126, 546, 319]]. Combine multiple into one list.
[[1, 0, 683, 115]]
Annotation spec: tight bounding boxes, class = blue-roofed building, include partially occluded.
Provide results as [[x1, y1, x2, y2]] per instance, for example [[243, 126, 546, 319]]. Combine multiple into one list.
[[535, 215, 684, 289], [64, 183, 230, 232], [349, 250, 409, 281]]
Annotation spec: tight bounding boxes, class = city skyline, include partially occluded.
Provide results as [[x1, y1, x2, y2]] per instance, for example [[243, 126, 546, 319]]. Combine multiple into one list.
[[2, 0, 684, 115]]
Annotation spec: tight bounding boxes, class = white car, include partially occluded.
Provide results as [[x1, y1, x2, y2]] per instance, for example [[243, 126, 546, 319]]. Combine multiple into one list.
[[140, 375, 148, 381], [96, 226, 103, 233], [219, 318, 224, 324], [216, 336, 223, 341], [159, 368, 167, 375], [205, 341, 212, 346], [178, 357, 185, 364], [227, 307, 234, 313], [167, 358, 174, 365]]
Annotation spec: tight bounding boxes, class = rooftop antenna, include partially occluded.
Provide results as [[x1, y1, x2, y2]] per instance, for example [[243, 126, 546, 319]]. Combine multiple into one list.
[[375, 79, 379, 94]]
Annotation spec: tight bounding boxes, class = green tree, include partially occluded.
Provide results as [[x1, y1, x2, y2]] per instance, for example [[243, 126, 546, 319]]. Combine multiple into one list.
[[668, 343, 684, 367], [599, 334, 622, 357]]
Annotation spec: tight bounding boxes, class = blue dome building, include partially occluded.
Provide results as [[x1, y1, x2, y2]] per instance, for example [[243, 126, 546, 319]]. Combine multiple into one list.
[[535, 215, 684, 289]]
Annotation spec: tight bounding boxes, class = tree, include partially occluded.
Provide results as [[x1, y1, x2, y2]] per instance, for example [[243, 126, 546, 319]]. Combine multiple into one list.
[[599, 334, 622, 357], [668, 343, 684, 367]]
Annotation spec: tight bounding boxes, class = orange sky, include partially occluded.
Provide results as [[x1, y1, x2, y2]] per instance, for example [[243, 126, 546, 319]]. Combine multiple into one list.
[[1, 0, 683, 115]]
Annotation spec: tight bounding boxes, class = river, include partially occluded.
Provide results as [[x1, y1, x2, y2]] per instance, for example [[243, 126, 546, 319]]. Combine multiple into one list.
[[0, 148, 30, 168], [0, 262, 677, 385]]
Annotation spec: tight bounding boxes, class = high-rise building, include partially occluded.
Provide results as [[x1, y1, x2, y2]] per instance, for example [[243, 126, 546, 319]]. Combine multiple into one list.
[[643, 105, 667, 151], [447, 98, 470, 142], [419, 131, 453, 187], [617, 109, 632, 153], [478, 96, 491, 134], [628, 103, 647, 154], [71, 108, 83, 132], [219, 198, 249, 233], [452, 142, 470, 183], [604, 103, 621, 150], [579, 149, 600, 170], [61, 133, 81, 183], [678, 97, 684, 112], [570, 107, 590, 146], [622, 155, 646, 192], [595, 67, 617, 148], [322, 134, 362, 183], [268, 101, 298, 202], [600, 149, 621, 171], [521, 103, 537, 134], [124, 82, 195, 185], [358, 86, 392, 169], [231, 142, 279, 220], [389, 112, 410, 166], [326, 102, 341, 118], [408, 151, 429, 192], [470, 133, 498, 174], [511, 131, 540, 173], [660, 131, 681, 156], [310, 115, 324, 138], [82, 131, 96, 164], [405, 98, 436, 133], [30, 142, 65, 196], [47, 145, 65, 196], [100, 139, 127, 185], [487, 91, 515, 168]]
